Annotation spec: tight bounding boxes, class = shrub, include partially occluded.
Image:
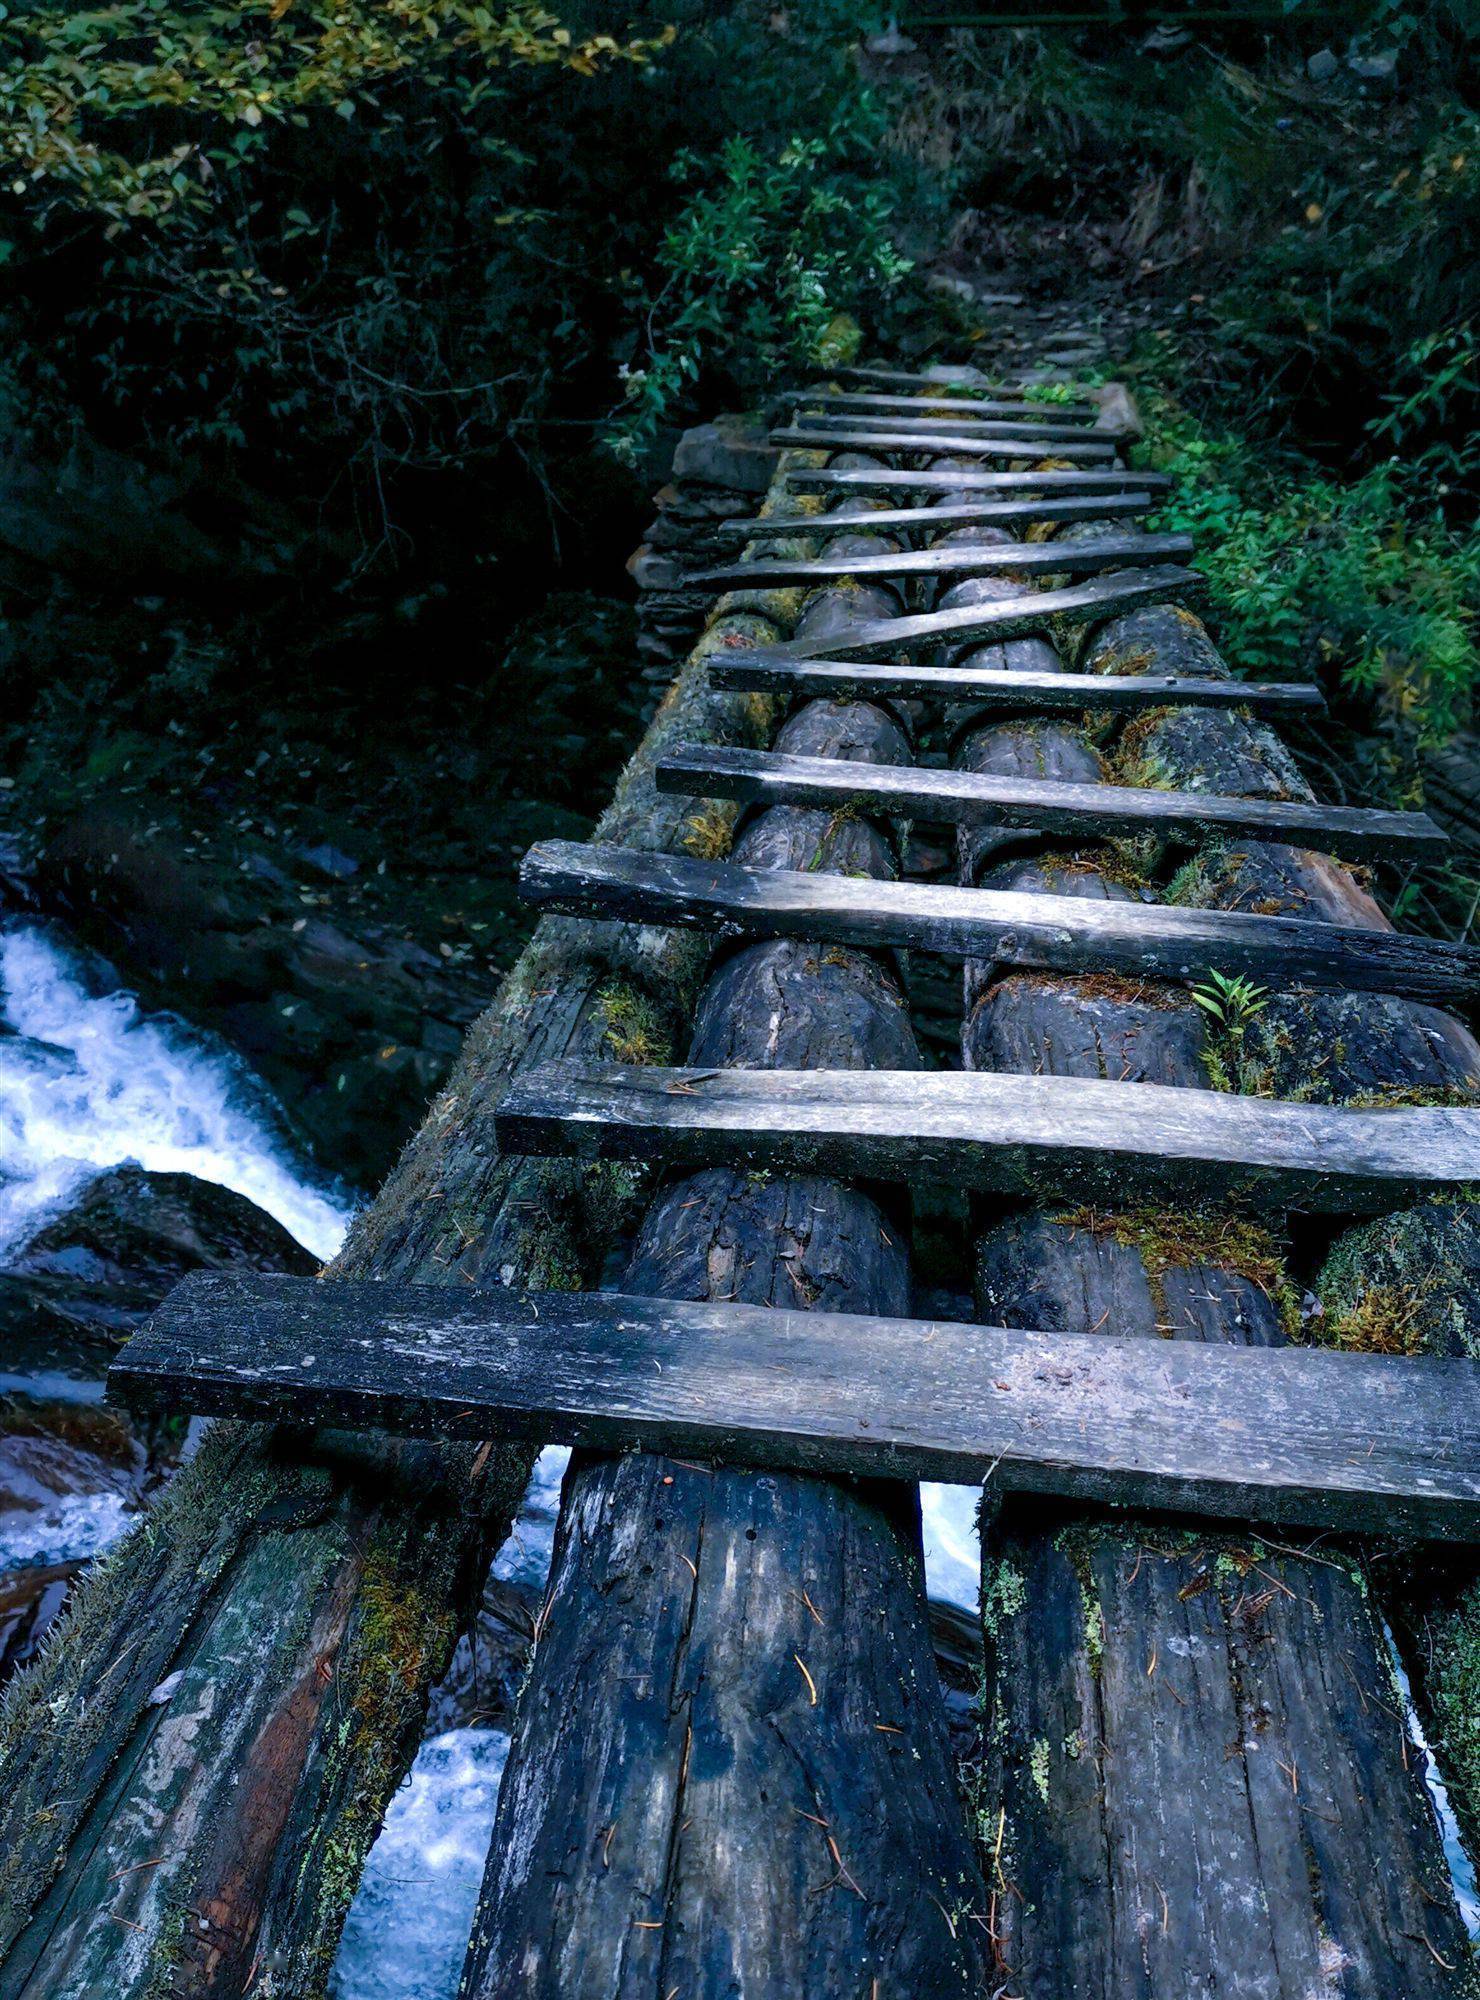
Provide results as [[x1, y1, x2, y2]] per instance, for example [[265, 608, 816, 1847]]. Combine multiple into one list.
[[0, 0, 924, 548], [1135, 378, 1480, 752]]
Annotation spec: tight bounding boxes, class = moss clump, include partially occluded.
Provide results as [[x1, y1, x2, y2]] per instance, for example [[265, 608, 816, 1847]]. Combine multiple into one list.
[[1112, 707, 1181, 790], [682, 806, 735, 860], [1343, 1083, 1480, 1110], [1029, 1737, 1052, 1804], [598, 982, 671, 1066], [1055, 1204, 1300, 1336], [981, 1551, 1028, 1639], [691, 612, 782, 663], [716, 582, 809, 627], [1097, 643, 1156, 677], [1316, 1204, 1480, 1360]]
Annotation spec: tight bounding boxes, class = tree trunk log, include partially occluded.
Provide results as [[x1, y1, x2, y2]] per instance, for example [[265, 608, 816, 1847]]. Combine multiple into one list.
[[0, 496, 803, 1996], [954, 548, 1477, 1996], [458, 498, 988, 1999]]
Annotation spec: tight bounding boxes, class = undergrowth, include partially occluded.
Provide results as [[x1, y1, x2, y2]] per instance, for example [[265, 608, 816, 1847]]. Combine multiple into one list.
[[1131, 372, 1480, 755]]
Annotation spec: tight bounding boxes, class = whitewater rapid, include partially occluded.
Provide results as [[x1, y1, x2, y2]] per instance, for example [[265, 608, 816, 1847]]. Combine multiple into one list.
[[0, 925, 351, 1262]]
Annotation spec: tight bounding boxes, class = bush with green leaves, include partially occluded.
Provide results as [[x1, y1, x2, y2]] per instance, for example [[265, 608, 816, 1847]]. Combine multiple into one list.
[[1136, 381, 1480, 752], [607, 126, 912, 464], [0, 0, 923, 545]]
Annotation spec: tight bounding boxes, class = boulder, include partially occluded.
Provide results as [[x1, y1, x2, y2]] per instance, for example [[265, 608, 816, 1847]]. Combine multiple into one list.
[[0, 1165, 316, 1387], [670, 414, 776, 494]]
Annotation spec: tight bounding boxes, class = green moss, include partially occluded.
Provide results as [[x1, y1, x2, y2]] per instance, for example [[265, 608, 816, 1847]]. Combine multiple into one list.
[[681, 805, 736, 860], [1029, 1737, 1052, 1804], [1343, 1083, 1480, 1110], [1054, 1204, 1300, 1336], [598, 981, 672, 1067], [1112, 708, 1181, 790], [981, 1551, 1028, 1638], [716, 582, 809, 627], [1316, 1204, 1480, 1359]]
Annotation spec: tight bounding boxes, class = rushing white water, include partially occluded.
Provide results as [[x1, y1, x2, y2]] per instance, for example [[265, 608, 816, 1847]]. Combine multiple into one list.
[[332, 1730, 511, 2000], [1387, 1621, 1480, 1938], [0, 925, 352, 1262], [0, 1489, 136, 1572]]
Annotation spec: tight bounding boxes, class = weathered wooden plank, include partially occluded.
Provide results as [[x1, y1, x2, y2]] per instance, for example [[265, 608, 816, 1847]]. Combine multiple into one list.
[[654, 743, 1446, 863], [717, 492, 1156, 541], [518, 842, 1479, 1000], [112, 1272, 1480, 1543], [798, 364, 1040, 395], [495, 1061, 1480, 1214], [707, 654, 1322, 714], [772, 425, 1119, 461], [765, 567, 1206, 658], [789, 408, 1124, 445], [687, 530, 1195, 592], [784, 465, 1172, 495], [783, 389, 1100, 424]]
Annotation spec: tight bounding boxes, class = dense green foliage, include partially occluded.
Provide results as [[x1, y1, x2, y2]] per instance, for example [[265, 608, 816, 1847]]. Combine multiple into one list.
[[0, 1, 920, 529], [910, 8, 1477, 472], [1136, 379, 1480, 753]]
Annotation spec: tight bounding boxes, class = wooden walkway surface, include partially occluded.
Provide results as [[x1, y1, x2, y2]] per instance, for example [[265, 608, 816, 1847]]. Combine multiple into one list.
[[37, 353, 1480, 2000]]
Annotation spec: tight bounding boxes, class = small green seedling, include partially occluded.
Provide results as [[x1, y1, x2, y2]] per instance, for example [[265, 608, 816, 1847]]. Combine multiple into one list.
[[1190, 971, 1270, 1036]]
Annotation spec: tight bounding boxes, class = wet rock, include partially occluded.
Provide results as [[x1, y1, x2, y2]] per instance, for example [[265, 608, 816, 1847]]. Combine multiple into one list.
[[0, 1405, 153, 1691], [0, 1170, 317, 1680], [671, 414, 776, 495], [0, 1560, 80, 1680], [0, 1165, 316, 1392]]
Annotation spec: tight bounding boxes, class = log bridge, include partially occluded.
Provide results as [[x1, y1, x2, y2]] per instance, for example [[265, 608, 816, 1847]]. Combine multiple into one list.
[[5, 361, 1480, 1998]]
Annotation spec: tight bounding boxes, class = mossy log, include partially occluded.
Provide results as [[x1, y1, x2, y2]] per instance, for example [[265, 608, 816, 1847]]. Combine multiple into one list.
[[0, 486, 809, 1996], [457, 513, 987, 1997], [955, 576, 1478, 1995]]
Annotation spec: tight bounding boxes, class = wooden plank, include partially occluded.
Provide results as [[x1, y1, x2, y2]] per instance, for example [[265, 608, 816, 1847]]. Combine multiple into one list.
[[784, 464, 1171, 496], [773, 425, 1119, 462], [111, 1271, 1480, 1543], [687, 531, 1195, 593], [784, 389, 1100, 425], [716, 493, 1157, 541], [493, 1060, 1480, 1216], [655, 744, 1448, 862], [747, 568, 1205, 660], [789, 409, 1122, 445], [519, 840, 1479, 1001], [801, 364, 1039, 394], [707, 655, 1323, 716]]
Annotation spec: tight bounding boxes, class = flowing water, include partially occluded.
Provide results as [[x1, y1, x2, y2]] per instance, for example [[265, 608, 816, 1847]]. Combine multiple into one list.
[[1, 920, 1474, 1991], [0, 925, 350, 1263]]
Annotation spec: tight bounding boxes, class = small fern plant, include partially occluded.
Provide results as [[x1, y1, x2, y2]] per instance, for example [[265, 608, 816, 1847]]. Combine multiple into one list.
[[1190, 971, 1271, 1092]]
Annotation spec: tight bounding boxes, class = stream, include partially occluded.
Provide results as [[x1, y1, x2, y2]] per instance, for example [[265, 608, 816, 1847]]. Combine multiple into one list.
[[0, 919, 1472, 1992]]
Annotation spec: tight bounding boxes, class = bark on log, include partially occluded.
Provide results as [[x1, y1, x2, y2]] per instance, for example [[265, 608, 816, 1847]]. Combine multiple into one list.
[[0, 488, 809, 1995], [458, 504, 988, 1998], [1120, 606, 1480, 1888], [955, 558, 1477, 1995]]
